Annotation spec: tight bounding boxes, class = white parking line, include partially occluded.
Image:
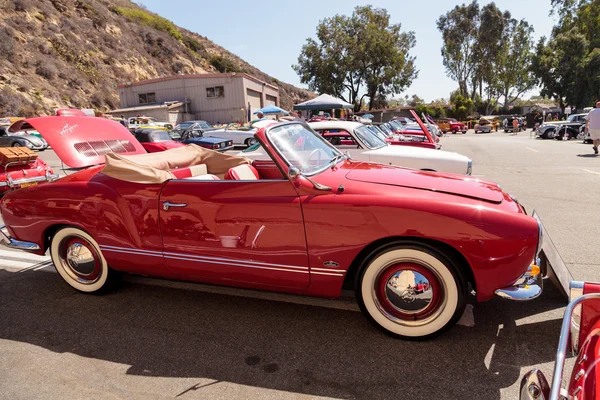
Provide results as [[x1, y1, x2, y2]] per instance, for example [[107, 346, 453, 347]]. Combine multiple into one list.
[[583, 169, 600, 176], [525, 147, 539, 153]]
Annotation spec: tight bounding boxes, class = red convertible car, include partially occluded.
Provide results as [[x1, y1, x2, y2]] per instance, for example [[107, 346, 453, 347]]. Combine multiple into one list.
[[133, 129, 185, 153], [0, 116, 557, 339]]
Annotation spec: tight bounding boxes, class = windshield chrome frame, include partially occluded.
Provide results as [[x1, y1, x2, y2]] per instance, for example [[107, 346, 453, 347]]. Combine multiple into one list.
[[356, 125, 387, 150], [265, 121, 344, 178]]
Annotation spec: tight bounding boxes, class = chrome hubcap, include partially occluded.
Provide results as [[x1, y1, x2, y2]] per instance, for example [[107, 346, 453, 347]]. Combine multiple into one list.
[[59, 237, 101, 284], [373, 260, 446, 326], [66, 242, 96, 276], [385, 271, 433, 314]]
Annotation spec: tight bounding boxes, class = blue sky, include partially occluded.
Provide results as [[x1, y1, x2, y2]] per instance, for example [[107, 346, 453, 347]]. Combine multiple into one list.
[[137, 0, 557, 102]]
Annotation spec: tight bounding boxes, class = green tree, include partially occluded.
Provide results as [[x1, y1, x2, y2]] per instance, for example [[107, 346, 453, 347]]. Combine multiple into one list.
[[437, 1, 480, 96], [449, 90, 475, 120], [293, 6, 417, 111], [495, 18, 535, 109]]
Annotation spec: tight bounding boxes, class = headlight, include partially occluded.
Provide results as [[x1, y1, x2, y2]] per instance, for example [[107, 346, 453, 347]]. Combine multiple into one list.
[[466, 160, 472, 175], [24, 141, 33, 148]]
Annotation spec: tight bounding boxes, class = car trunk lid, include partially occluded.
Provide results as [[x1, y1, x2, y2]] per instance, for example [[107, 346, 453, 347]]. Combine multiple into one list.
[[9, 116, 146, 168]]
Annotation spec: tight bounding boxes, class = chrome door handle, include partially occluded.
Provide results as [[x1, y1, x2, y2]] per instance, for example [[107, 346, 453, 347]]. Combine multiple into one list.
[[163, 201, 187, 211]]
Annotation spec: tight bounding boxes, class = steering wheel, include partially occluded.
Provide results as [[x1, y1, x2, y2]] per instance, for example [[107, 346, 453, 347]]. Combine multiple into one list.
[[307, 148, 322, 164]]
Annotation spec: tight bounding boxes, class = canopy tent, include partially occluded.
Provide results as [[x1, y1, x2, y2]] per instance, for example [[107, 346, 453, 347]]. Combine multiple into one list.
[[293, 94, 354, 110], [362, 113, 374, 119], [253, 105, 289, 115]]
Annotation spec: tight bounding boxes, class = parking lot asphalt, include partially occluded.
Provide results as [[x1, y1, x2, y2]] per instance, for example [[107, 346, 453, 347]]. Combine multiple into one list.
[[0, 131, 597, 399]]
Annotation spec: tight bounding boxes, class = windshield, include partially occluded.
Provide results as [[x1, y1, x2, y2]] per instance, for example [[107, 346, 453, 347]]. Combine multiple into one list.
[[360, 125, 387, 148], [388, 120, 404, 130], [149, 131, 172, 142], [176, 122, 194, 130], [196, 121, 213, 129], [267, 123, 341, 175], [378, 124, 392, 135]]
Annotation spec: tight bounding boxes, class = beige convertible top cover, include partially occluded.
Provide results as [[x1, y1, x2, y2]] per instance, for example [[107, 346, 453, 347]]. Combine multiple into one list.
[[102, 144, 251, 184]]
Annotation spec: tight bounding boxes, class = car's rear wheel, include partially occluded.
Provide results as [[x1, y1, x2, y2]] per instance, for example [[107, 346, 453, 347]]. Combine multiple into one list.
[[451, 129, 457, 134], [12, 143, 20, 147], [50, 227, 120, 293], [355, 243, 467, 340]]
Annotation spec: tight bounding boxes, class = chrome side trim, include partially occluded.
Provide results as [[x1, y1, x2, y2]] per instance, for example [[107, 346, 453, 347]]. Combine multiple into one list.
[[549, 293, 600, 400], [311, 267, 346, 273], [163, 255, 309, 274], [0, 225, 41, 252], [98, 244, 314, 274], [311, 271, 345, 277]]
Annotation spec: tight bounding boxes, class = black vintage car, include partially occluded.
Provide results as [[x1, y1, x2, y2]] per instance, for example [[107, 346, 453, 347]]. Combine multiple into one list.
[[553, 123, 586, 140], [168, 125, 233, 152]]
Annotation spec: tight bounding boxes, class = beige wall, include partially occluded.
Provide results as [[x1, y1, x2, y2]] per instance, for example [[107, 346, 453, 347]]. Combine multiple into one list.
[[118, 74, 279, 124]]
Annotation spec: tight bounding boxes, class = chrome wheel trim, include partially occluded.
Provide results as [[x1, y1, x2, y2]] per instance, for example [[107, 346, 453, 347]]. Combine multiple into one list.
[[58, 236, 102, 285], [371, 257, 447, 328]]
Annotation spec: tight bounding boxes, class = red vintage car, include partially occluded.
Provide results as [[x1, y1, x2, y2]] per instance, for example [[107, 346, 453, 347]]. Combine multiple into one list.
[[0, 125, 58, 196], [520, 280, 600, 400], [385, 111, 440, 149], [0, 116, 560, 340], [133, 129, 186, 153]]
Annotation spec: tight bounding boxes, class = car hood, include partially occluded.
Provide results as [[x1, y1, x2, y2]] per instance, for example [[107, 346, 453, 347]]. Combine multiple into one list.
[[363, 145, 469, 162], [9, 116, 146, 168], [345, 163, 504, 203]]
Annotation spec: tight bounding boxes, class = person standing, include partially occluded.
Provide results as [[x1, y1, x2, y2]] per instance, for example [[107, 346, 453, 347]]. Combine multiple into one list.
[[512, 117, 519, 134], [585, 101, 600, 154]]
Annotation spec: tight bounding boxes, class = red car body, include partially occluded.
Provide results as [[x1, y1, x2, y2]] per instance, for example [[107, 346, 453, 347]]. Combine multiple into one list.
[[0, 116, 549, 339], [521, 281, 600, 400]]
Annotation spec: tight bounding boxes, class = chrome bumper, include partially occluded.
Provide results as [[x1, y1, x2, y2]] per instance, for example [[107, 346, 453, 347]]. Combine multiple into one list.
[[0, 171, 59, 189], [495, 263, 543, 301], [0, 225, 41, 251]]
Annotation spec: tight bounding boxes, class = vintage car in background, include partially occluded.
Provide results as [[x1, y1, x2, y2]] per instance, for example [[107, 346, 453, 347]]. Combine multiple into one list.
[[0, 115, 562, 341], [474, 118, 497, 133], [437, 118, 467, 134], [554, 123, 586, 140], [178, 129, 233, 152], [520, 280, 600, 400], [0, 147, 57, 196], [205, 121, 273, 147], [383, 111, 440, 149], [133, 129, 186, 153], [173, 120, 216, 135], [504, 116, 526, 133], [1, 125, 48, 151], [127, 116, 171, 132], [243, 120, 473, 175]]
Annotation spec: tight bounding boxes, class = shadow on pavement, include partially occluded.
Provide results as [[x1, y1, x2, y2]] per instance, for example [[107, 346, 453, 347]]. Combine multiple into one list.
[[577, 153, 598, 157], [0, 269, 566, 400]]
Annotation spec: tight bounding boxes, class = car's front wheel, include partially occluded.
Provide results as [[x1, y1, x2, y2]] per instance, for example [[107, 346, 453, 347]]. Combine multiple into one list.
[[245, 138, 257, 147], [12, 142, 21, 147], [50, 227, 120, 293], [355, 243, 467, 340]]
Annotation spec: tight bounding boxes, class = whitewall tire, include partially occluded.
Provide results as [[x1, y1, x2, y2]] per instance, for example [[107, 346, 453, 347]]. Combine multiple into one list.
[[50, 227, 118, 293], [356, 243, 467, 340]]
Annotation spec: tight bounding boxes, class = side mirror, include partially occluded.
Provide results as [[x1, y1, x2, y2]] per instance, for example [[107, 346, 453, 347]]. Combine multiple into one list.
[[287, 165, 331, 191], [288, 166, 301, 179]]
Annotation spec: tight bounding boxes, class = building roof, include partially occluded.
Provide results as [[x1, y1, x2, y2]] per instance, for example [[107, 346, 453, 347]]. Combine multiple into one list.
[[117, 73, 279, 91], [107, 102, 186, 114]]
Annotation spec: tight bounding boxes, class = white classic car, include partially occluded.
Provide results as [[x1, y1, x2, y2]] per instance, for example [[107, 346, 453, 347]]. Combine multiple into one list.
[[241, 121, 473, 175], [205, 120, 277, 147]]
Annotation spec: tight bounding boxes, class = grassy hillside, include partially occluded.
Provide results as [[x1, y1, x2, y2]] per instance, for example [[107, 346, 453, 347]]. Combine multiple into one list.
[[0, 0, 314, 116]]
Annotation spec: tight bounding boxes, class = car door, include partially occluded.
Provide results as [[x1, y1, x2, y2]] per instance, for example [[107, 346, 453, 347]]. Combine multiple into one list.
[[158, 178, 310, 288]]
